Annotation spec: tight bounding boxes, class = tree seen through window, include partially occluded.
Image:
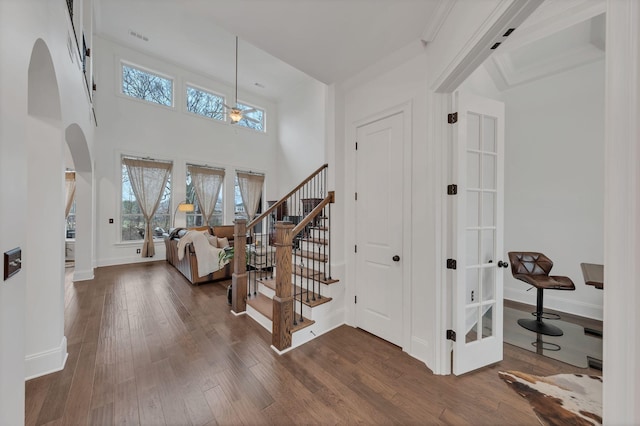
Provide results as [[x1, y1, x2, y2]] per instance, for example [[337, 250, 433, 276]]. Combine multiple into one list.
[[122, 64, 173, 107]]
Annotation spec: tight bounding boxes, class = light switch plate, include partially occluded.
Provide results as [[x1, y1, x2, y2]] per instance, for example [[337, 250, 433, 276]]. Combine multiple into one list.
[[4, 247, 21, 280]]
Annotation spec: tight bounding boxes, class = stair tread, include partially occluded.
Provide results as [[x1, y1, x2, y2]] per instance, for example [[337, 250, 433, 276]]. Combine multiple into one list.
[[246, 293, 315, 333], [300, 237, 328, 245], [292, 317, 315, 333], [295, 250, 328, 262], [257, 279, 333, 307], [246, 293, 273, 320], [260, 270, 339, 285], [294, 286, 332, 307]]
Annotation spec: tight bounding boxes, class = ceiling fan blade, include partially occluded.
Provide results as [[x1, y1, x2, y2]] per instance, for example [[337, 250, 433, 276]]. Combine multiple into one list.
[[244, 116, 260, 124], [241, 108, 257, 114], [223, 104, 232, 110]]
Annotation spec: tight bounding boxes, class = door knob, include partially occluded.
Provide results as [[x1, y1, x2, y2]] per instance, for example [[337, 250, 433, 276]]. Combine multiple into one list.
[[497, 260, 509, 268], [392, 255, 400, 262]]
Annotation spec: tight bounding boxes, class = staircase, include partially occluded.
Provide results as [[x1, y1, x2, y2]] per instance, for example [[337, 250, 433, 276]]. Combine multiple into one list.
[[230, 164, 342, 352]]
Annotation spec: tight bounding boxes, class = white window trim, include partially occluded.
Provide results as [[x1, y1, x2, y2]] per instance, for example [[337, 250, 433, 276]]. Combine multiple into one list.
[[118, 151, 174, 244], [185, 162, 227, 227]]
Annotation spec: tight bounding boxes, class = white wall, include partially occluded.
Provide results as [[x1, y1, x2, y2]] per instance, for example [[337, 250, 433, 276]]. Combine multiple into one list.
[[94, 36, 280, 266], [0, 0, 96, 423], [276, 79, 327, 194], [501, 60, 604, 319], [339, 51, 434, 366]]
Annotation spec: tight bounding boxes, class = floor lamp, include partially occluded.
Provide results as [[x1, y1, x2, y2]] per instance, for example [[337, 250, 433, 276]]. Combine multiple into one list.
[[172, 201, 194, 228]]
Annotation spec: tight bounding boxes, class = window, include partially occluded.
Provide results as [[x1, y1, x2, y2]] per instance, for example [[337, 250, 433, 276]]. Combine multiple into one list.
[[234, 172, 264, 221], [236, 102, 265, 132], [66, 201, 76, 239], [121, 158, 172, 241], [186, 85, 225, 121], [186, 165, 224, 227], [121, 63, 173, 107]]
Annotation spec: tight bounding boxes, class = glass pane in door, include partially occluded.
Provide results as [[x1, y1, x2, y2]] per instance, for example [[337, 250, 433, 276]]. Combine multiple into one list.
[[466, 307, 479, 343], [482, 305, 494, 338]]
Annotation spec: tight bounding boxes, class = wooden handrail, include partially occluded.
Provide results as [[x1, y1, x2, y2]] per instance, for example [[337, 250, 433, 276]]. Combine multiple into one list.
[[292, 191, 334, 237], [247, 163, 328, 230]]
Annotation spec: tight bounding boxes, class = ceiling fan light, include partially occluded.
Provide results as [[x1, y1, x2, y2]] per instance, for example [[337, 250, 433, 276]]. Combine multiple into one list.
[[229, 109, 242, 123]]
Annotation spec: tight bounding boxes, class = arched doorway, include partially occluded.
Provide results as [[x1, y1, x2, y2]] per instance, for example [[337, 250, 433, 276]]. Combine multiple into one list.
[[25, 39, 67, 379], [65, 123, 94, 281]]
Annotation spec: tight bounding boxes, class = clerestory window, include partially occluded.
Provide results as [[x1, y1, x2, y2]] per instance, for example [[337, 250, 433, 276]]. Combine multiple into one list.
[[121, 63, 173, 107]]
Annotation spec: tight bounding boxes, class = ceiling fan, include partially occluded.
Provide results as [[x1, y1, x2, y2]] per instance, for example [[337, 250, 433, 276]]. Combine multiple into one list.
[[219, 36, 259, 125]]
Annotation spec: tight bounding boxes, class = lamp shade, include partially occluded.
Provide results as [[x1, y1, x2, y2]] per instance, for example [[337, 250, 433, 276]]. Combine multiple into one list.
[[177, 203, 194, 212], [173, 201, 195, 227]]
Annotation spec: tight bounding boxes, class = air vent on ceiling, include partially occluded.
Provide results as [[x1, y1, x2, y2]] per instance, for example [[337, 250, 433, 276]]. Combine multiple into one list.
[[129, 30, 149, 42]]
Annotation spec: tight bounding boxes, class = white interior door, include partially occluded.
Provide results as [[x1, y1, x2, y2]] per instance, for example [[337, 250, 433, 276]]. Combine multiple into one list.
[[355, 113, 403, 346], [452, 92, 505, 375]]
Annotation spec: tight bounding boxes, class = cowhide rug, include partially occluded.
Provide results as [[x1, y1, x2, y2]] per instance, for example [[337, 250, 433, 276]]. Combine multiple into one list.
[[499, 370, 602, 426]]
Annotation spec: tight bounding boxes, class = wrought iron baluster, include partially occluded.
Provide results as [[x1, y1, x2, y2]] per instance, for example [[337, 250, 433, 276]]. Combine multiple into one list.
[[293, 242, 298, 326], [299, 258, 305, 323], [328, 201, 332, 280]]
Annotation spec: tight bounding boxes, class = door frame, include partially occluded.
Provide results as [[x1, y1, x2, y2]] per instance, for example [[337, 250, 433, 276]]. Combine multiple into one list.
[[429, 0, 544, 375], [346, 101, 413, 350]]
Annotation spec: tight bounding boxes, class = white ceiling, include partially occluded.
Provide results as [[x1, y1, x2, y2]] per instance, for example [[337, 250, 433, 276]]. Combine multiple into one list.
[[95, 0, 446, 101], [483, 0, 606, 91]]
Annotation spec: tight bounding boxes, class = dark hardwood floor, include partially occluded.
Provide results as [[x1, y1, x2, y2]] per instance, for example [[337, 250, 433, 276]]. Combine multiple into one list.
[[26, 261, 600, 425]]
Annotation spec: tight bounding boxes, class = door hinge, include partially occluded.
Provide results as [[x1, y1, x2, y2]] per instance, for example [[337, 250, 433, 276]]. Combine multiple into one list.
[[355, 192, 358, 201], [448, 112, 458, 124], [355, 245, 357, 253], [355, 295, 357, 304], [355, 141, 358, 150], [447, 184, 458, 195], [446, 329, 457, 342], [446, 259, 457, 270]]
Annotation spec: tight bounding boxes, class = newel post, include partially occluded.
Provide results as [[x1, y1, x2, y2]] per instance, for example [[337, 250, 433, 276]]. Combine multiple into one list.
[[272, 221, 294, 351], [232, 219, 247, 314]]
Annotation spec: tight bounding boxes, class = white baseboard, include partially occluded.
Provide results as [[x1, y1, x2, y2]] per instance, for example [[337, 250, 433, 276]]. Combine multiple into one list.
[[504, 287, 603, 320], [409, 336, 432, 369], [97, 257, 166, 268], [72, 268, 94, 281], [25, 336, 68, 380]]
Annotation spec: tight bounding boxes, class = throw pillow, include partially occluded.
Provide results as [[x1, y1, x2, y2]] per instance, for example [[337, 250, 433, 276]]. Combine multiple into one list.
[[207, 235, 218, 247], [217, 237, 229, 248]]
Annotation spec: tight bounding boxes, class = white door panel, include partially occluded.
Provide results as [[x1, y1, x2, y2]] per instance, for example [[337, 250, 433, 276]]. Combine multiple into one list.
[[356, 113, 403, 346], [452, 92, 505, 375]]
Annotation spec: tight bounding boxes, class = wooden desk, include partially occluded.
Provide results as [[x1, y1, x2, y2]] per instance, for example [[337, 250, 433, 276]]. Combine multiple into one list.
[[581, 263, 604, 289], [580, 262, 604, 369]]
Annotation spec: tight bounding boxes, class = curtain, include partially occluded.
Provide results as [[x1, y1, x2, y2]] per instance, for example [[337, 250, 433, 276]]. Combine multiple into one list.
[[64, 171, 76, 218], [237, 171, 264, 222], [123, 157, 172, 257], [188, 165, 224, 226]]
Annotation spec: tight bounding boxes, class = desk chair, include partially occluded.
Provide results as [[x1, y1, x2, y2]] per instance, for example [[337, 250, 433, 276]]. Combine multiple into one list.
[[508, 252, 576, 336]]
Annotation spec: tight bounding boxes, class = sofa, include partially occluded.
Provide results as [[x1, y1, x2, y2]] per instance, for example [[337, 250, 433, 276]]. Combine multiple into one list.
[[164, 225, 235, 285]]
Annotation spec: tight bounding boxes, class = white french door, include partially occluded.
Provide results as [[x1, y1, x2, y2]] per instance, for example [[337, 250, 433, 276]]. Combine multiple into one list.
[[451, 92, 506, 375]]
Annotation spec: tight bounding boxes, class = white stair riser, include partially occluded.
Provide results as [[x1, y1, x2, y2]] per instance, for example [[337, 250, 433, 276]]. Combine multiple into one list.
[[309, 229, 327, 240], [298, 241, 328, 253], [292, 255, 326, 272], [246, 304, 272, 333]]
